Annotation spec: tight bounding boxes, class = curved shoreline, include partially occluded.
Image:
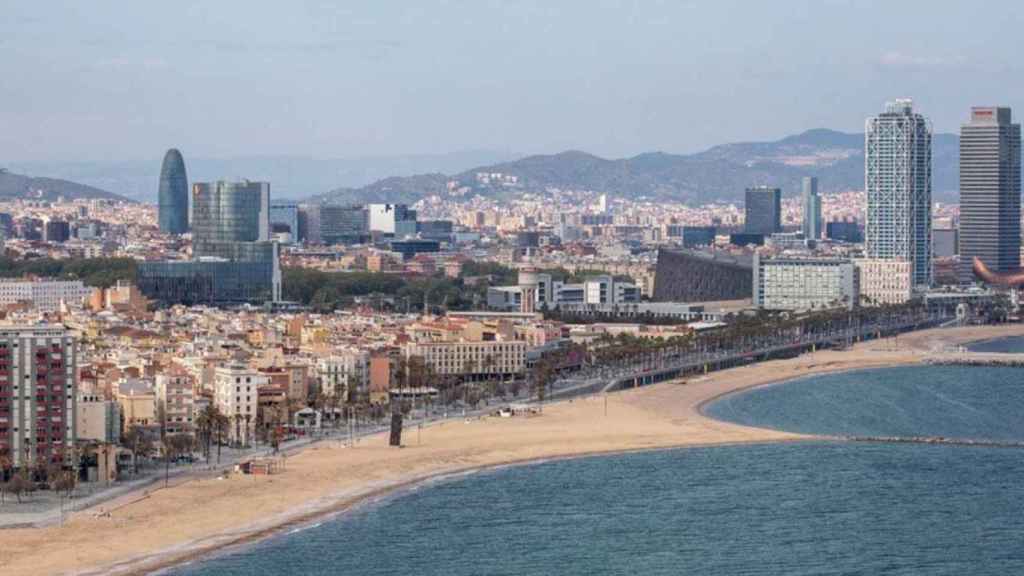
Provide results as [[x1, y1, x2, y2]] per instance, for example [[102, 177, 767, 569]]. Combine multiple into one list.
[[5, 323, 1024, 576], [140, 437, 820, 576]]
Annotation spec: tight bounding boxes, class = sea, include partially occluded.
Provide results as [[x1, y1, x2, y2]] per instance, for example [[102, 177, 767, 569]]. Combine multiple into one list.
[[171, 338, 1024, 575]]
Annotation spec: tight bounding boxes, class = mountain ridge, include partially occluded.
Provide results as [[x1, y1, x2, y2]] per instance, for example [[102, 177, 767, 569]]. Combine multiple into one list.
[[314, 128, 960, 205], [0, 169, 132, 203]]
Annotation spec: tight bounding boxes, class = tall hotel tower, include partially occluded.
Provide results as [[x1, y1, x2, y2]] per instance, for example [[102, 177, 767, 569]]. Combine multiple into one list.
[[958, 107, 1021, 284], [865, 99, 933, 289]]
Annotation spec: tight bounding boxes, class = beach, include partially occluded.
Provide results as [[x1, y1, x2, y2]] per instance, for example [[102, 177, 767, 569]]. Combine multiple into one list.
[[2, 323, 1022, 576]]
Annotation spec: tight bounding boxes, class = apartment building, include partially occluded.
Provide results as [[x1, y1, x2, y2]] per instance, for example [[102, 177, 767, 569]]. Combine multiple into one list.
[[214, 365, 267, 444], [0, 325, 77, 469], [155, 371, 195, 436]]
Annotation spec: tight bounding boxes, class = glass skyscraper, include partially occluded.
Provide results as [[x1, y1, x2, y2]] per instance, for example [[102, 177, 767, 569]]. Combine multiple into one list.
[[801, 176, 822, 240], [157, 149, 189, 235], [958, 107, 1021, 284], [320, 205, 369, 245], [191, 181, 270, 258], [865, 99, 932, 289], [744, 186, 781, 235], [140, 180, 280, 307], [269, 201, 299, 242]]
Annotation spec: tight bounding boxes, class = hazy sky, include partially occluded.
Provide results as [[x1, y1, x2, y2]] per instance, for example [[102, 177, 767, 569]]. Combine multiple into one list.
[[4, 0, 1024, 163]]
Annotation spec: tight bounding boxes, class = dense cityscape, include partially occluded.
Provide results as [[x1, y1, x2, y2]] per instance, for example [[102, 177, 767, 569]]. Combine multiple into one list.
[[4, 3, 1024, 575]]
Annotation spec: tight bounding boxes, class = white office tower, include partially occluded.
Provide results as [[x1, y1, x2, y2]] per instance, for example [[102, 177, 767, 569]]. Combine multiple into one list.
[[801, 177, 822, 240], [865, 99, 932, 289]]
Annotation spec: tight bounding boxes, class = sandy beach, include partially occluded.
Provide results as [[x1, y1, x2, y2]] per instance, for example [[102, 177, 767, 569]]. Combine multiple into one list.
[[2, 323, 1022, 576]]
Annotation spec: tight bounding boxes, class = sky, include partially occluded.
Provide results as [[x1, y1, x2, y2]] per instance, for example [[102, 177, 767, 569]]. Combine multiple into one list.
[[3, 0, 1024, 163]]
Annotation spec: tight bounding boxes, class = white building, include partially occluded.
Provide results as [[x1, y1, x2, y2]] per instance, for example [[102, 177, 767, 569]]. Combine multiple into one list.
[[855, 258, 914, 305], [0, 278, 94, 311], [865, 99, 932, 289], [316, 351, 369, 401], [213, 365, 266, 445], [368, 204, 415, 234], [404, 340, 527, 379], [488, 271, 640, 313], [753, 254, 859, 311]]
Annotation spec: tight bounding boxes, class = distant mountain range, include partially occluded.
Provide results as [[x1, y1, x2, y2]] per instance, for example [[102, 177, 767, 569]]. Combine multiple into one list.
[[314, 129, 961, 206], [6, 150, 518, 202], [0, 169, 131, 203]]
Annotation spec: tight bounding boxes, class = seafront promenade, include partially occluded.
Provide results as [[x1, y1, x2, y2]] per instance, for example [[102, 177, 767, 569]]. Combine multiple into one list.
[[2, 323, 1023, 576]]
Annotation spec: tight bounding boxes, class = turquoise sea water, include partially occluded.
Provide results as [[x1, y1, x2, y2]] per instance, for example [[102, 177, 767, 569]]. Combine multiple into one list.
[[174, 365, 1024, 575]]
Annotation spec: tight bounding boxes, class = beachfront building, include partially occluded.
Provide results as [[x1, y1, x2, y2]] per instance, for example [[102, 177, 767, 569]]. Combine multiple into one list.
[[403, 340, 528, 380], [0, 278, 94, 312], [213, 365, 266, 445], [155, 371, 196, 436], [958, 106, 1021, 284], [0, 325, 78, 470], [316, 351, 369, 402], [753, 254, 859, 311], [865, 99, 932, 289], [855, 258, 914, 305]]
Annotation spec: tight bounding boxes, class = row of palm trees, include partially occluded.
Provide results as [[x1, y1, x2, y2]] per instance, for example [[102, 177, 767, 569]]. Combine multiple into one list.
[[569, 300, 944, 382]]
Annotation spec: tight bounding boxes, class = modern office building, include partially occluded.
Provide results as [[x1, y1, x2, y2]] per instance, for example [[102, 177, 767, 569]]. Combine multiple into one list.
[[141, 180, 281, 307], [0, 325, 77, 470], [388, 239, 441, 260], [933, 227, 958, 259], [137, 250, 281, 307], [652, 248, 753, 302], [418, 220, 454, 241], [865, 99, 932, 289], [753, 254, 858, 311], [826, 221, 863, 243], [368, 204, 416, 234], [191, 181, 270, 255], [729, 233, 765, 247], [487, 271, 640, 313], [297, 204, 322, 244], [319, 205, 369, 245], [268, 202, 299, 243], [801, 177, 822, 240], [958, 106, 1021, 284], [158, 149, 189, 235], [667, 225, 716, 247], [43, 219, 70, 243], [744, 186, 782, 235]]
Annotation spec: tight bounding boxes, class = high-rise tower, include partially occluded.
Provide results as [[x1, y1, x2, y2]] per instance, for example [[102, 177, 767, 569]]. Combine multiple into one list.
[[191, 180, 270, 257], [958, 107, 1021, 284], [744, 186, 781, 235], [801, 176, 822, 240], [157, 149, 189, 235], [865, 99, 932, 289]]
